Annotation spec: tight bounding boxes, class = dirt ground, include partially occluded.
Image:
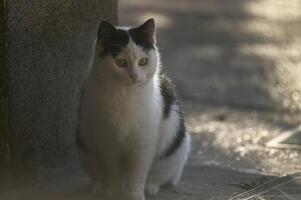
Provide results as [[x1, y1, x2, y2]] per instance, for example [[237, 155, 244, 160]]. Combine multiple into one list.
[[119, 0, 301, 176]]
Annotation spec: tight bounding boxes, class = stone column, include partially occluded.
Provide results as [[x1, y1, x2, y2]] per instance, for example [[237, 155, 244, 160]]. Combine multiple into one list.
[[1, 0, 118, 187]]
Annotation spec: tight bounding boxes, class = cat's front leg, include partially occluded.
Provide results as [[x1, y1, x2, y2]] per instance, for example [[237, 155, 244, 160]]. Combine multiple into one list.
[[115, 143, 155, 200], [122, 155, 151, 200], [107, 168, 146, 200]]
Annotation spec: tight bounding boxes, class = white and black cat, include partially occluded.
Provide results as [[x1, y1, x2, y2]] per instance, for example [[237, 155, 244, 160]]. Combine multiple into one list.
[[77, 19, 190, 200]]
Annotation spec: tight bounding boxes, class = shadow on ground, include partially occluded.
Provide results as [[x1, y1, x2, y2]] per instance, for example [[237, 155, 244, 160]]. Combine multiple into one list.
[[0, 166, 276, 200]]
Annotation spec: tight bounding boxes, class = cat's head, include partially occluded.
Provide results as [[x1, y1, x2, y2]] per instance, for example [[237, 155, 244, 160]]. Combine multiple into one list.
[[93, 19, 159, 87]]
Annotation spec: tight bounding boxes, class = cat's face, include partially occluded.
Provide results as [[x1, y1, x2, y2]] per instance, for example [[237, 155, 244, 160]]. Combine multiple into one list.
[[94, 19, 159, 87]]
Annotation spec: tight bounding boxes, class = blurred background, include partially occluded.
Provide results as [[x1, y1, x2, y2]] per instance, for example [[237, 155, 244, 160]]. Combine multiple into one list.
[[120, 0, 301, 176]]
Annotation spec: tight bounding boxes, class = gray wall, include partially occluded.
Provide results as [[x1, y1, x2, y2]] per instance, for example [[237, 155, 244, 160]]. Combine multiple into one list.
[[0, 0, 9, 186], [6, 0, 117, 185]]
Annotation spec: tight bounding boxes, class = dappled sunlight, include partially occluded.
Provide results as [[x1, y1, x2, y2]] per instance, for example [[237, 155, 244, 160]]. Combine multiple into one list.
[[240, 21, 285, 39], [239, 44, 301, 60], [185, 106, 301, 175], [238, 42, 301, 111], [188, 45, 222, 60], [119, 0, 301, 178], [236, 0, 301, 112], [245, 0, 301, 22]]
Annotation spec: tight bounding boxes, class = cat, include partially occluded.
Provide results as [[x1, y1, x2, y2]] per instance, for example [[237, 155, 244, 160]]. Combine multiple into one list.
[[77, 18, 191, 200]]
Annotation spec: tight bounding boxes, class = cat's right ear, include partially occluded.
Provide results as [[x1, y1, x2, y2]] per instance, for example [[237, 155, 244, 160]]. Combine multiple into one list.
[[97, 21, 116, 44]]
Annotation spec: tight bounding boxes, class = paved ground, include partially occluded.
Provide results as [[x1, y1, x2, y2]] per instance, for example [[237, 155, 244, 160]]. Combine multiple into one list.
[[0, 166, 276, 200], [119, 0, 301, 176], [1, 0, 301, 199], [119, 0, 301, 199]]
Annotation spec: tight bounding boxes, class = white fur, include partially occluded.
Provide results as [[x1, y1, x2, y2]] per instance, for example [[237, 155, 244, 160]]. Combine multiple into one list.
[[78, 36, 190, 200]]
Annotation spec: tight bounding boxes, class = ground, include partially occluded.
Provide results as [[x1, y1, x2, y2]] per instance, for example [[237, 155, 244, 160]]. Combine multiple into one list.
[[119, 0, 301, 176], [1, 0, 301, 199]]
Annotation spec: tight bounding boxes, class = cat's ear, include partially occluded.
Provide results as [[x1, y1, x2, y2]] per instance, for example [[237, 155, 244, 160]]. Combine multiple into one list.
[[97, 20, 116, 43], [138, 18, 155, 36], [130, 18, 156, 48], [138, 18, 156, 43]]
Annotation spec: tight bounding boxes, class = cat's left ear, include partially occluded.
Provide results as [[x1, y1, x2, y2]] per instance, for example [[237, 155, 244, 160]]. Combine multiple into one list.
[[130, 18, 156, 48], [97, 20, 116, 45], [138, 18, 155, 36], [138, 18, 156, 44]]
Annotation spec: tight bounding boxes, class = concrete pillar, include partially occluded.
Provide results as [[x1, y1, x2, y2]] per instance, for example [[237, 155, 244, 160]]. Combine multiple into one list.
[[1, 0, 117, 187]]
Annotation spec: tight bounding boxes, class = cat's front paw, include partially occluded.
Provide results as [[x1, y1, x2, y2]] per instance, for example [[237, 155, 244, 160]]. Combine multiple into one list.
[[145, 183, 159, 196]]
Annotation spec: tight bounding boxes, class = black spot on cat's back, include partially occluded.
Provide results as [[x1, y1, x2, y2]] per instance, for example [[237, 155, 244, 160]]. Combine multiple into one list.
[[161, 116, 186, 159], [159, 73, 186, 158], [159, 73, 176, 119]]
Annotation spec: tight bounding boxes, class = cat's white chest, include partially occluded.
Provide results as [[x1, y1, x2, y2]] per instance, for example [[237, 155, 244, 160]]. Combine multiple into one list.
[[111, 86, 161, 135], [80, 81, 162, 141]]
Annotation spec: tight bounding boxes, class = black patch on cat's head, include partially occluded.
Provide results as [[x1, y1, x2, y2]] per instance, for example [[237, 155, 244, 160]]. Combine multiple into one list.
[[128, 18, 156, 51], [97, 20, 129, 57], [97, 19, 156, 57]]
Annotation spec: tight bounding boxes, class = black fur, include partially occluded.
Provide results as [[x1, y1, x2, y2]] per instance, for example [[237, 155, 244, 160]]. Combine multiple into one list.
[[159, 73, 186, 159], [161, 115, 186, 159], [98, 19, 155, 57], [128, 18, 155, 51], [159, 73, 176, 118], [128, 29, 153, 50], [98, 21, 129, 57]]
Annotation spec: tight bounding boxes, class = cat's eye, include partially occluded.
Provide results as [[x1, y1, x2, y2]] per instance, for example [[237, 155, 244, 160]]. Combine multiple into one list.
[[138, 57, 148, 66], [115, 58, 127, 67]]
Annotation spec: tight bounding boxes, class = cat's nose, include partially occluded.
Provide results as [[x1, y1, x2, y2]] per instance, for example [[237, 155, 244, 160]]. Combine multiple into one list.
[[129, 73, 138, 82]]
